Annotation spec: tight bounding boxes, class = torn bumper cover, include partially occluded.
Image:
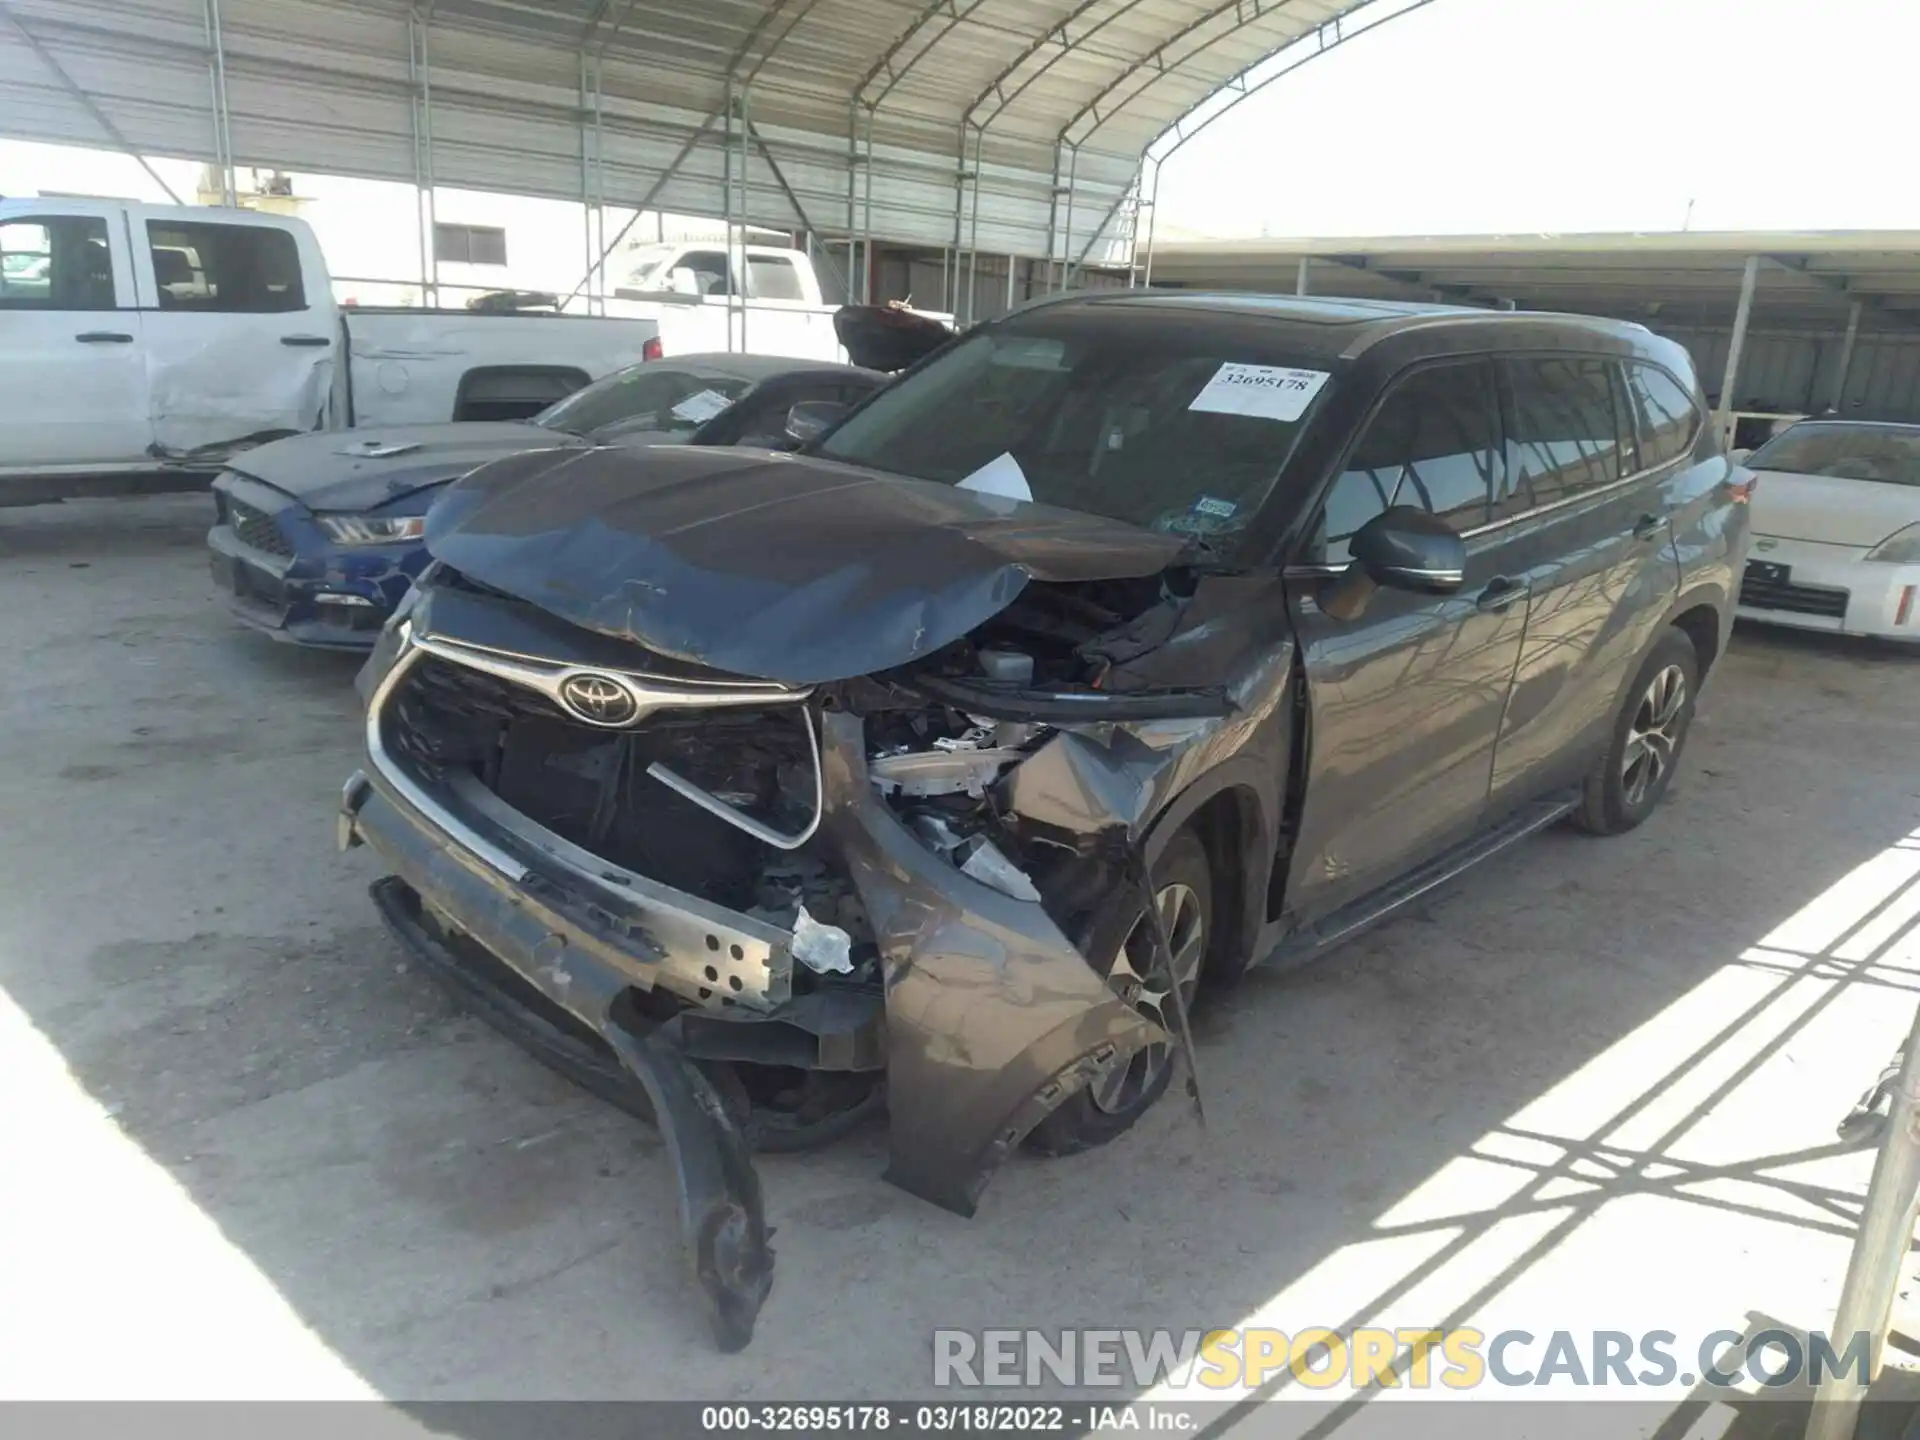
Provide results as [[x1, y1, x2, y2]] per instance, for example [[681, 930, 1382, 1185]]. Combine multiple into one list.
[[344, 770, 776, 1351], [816, 711, 1162, 1215], [339, 650, 1167, 1350]]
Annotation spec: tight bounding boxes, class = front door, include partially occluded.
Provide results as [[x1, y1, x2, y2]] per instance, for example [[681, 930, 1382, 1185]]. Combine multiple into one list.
[[133, 213, 337, 457], [0, 208, 150, 468], [1283, 358, 1530, 925]]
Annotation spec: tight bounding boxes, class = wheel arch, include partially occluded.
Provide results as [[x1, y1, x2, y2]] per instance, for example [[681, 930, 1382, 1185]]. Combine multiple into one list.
[[1139, 757, 1278, 989], [1666, 590, 1728, 677]]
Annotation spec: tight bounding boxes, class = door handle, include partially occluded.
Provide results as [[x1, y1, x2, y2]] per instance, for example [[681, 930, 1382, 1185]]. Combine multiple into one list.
[[281, 334, 331, 347], [1475, 576, 1528, 613], [74, 331, 134, 343], [1632, 513, 1670, 541]]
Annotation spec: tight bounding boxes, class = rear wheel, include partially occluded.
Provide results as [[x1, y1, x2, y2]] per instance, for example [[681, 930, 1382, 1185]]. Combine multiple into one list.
[[1025, 828, 1212, 1157], [1572, 627, 1700, 836]]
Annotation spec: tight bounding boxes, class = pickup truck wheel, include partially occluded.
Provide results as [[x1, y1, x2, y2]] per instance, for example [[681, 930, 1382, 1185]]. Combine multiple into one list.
[[1572, 627, 1700, 836], [1024, 828, 1212, 1158]]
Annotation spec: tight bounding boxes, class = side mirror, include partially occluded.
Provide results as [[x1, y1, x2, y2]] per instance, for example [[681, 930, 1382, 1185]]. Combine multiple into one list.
[[1729, 447, 1753, 464], [785, 400, 847, 447], [1348, 506, 1467, 594], [665, 266, 702, 297]]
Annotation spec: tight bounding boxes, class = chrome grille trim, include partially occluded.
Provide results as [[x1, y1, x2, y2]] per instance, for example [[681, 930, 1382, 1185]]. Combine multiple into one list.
[[408, 626, 810, 728], [361, 630, 797, 1011]]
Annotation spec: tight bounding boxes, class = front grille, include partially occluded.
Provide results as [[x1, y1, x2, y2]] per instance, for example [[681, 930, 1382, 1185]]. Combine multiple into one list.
[[384, 651, 817, 907], [1740, 564, 1848, 619], [226, 497, 295, 558]]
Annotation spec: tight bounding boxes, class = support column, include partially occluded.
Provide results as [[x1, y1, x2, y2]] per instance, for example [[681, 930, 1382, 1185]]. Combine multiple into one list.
[[409, 6, 439, 307], [1138, 158, 1161, 290], [203, 0, 236, 204], [1806, 1002, 1920, 1440], [859, 107, 875, 305], [1830, 300, 1863, 412], [844, 101, 861, 307], [964, 127, 982, 325], [1057, 143, 1078, 291], [1714, 255, 1760, 444], [1295, 256, 1310, 297], [579, 53, 594, 316]]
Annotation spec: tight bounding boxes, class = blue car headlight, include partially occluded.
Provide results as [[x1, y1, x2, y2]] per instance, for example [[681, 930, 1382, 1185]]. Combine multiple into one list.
[[317, 514, 427, 545]]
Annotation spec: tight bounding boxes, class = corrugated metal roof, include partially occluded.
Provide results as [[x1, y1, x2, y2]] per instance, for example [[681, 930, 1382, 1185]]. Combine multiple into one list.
[[0, 0, 1410, 278], [1149, 231, 1920, 334]]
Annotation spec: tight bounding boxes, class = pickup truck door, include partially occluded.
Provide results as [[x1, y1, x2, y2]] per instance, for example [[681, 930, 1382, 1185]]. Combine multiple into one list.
[[0, 205, 151, 467], [131, 210, 338, 458], [1281, 358, 1529, 924]]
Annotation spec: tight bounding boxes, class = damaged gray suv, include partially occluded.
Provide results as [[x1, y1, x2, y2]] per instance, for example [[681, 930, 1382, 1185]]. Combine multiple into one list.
[[338, 292, 1749, 1351]]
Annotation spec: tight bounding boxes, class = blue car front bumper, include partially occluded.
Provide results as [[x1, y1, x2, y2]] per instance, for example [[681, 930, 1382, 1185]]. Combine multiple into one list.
[[208, 476, 427, 651]]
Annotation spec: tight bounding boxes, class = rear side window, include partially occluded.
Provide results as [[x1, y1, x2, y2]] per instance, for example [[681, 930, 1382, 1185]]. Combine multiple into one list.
[[677, 250, 733, 297], [0, 215, 115, 310], [1499, 357, 1624, 515], [747, 255, 805, 301], [147, 221, 306, 313], [1319, 360, 1499, 562], [1626, 363, 1700, 469]]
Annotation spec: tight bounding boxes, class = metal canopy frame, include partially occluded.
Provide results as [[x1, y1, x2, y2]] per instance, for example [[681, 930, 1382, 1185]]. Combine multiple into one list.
[[0, 0, 1434, 321]]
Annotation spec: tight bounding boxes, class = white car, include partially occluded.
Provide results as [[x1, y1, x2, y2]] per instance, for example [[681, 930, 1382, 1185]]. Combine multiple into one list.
[[1737, 419, 1920, 641]]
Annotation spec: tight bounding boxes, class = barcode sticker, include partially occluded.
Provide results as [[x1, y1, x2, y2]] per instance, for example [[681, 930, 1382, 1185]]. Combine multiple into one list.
[[1187, 363, 1330, 422]]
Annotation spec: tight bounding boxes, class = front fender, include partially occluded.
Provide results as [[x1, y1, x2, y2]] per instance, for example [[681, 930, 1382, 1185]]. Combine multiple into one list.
[[818, 712, 1162, 1217]]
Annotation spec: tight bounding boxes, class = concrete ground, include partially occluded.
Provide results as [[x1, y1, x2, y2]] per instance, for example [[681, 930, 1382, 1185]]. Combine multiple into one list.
[[3, 495, 1920, 1434]]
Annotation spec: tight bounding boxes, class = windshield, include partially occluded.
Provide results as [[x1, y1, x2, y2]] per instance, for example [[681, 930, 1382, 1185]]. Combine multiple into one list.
[[815, 306, 1331, 540], [1749, 422, 1920, 486], [623, 243, 682, 292], [534, 365, 751, 438]]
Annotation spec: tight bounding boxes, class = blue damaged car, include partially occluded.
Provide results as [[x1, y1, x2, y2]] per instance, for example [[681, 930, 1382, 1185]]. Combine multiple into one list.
[[207, 352, 882, 649]]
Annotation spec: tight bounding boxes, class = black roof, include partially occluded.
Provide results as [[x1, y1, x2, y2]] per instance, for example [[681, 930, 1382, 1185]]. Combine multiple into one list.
[[1009, 288, 1682, 372]]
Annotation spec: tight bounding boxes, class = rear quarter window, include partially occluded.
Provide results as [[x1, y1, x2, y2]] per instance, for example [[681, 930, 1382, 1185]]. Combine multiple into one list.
[[1625, 363, 1701, 469]]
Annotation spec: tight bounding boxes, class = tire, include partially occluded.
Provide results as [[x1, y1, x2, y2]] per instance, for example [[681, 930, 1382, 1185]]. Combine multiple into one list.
[[1571, 626, 1700, 836], [1024, 827, 1213, 1158]]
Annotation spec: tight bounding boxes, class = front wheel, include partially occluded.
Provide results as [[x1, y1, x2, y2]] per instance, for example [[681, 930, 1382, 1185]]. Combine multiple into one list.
[[1572, 626, 1700, 836], [1024, 827, 1212, 1158]]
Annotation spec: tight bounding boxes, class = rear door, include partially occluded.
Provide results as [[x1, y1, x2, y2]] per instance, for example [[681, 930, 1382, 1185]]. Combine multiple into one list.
[[133, 211, 338, 456], [0, 205, 150, 467], [1483, 355, 1683, 811], [1284, 358, 1530, 923]]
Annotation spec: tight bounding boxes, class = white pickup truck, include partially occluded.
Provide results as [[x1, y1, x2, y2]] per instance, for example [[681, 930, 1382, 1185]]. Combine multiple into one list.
[[0, 198, 662, 499], [605, 240, 847, 365]]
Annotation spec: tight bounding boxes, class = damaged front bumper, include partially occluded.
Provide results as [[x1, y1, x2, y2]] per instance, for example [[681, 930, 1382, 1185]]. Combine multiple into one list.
[[210, 476, 425, 650], [340, 634, 1167, 1350]]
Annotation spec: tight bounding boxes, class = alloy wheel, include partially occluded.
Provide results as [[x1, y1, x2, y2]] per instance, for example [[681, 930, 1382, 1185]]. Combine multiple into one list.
[[1621, 662, 1688, 809], [1090, 881, 1205, 1115]]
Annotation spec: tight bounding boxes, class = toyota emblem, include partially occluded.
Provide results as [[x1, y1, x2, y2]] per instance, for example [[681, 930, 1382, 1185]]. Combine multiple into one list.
[[558, 672, 640, 726]]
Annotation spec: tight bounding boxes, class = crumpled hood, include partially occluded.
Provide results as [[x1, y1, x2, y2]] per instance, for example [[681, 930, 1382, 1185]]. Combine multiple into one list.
[[423, 444, 1185, 684], [228, 421, 586, 512]]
